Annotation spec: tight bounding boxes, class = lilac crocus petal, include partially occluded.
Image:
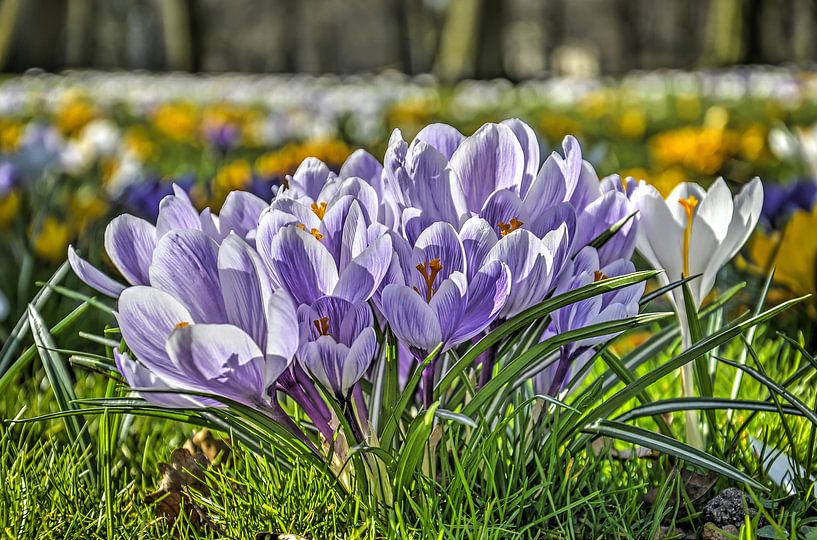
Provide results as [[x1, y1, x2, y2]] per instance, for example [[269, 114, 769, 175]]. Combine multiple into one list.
[[413, 221, 466, 282], [401, 207, 432, 246], [68, 245, 126, 298], [335, 234, 392, 303], [449, 260, 510, 345], [264, 288, 299, 364], [524, 153, 568, 215], [301, 337, 348, 397], [450, 123, 524, 213], [155, 193, 201, 238], [575, 191, 637, 264], [114, 350, 206, 408], [559, 135, 584, 199], [459, 217, 498, 281], [166, 324, 266, 406], [343, 328, 377, 392], [337, 200, 368, 270], [428, 272, 467, 341], [218, 233, 270, 347], [414, 123, 465, 161], [528, 201, 576, 241], [340, 149, 383, 192], [149, 229, 228, 323], [382, 284, 442, 353], [318, 195, 357, 263], [568, 161, 604, 213], [501, 118, 540, 198], [331, 178, 379, 224], [116, 286, 193, 378], [199, 208, 226, 243], [288, 157, 335, 200], [267, 226, 339, 306], [104, 214, 157, 285], [219, 191, 267, 239]]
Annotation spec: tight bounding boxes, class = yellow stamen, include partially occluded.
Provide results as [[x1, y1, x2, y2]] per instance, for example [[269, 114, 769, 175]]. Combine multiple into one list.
[[497, 217, 524, 237], [414, 258, 443, 302], [593, 270, 608, 282], [311, 201, 328, 220], [175, 322, 190, 329], [678, 195, 699, 277], [313, 316, 330, 336], [296, 223, 324, 241]]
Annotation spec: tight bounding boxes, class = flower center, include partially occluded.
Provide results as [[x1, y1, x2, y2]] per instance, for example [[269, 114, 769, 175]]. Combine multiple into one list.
[[414, 258, 443, 302], [313, 316, 330, 336], [497, 218, 524, 237], [311, 201, 328, 220], [593, 270, 608, 282], [296, 223, 325, 241], [678, 195, 698, 277], [175, 321, 190, 329]]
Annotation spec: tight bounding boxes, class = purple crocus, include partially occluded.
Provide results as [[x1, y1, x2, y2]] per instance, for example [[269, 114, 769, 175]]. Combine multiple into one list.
[[535, 246, 644, 396], [380, 221, 511, 358], [69, 185, 267, 298], [759, 179, 817, 229], [113, 233, 299, 408], [297, 295, 377, 400], [257, 200, 392, 306]]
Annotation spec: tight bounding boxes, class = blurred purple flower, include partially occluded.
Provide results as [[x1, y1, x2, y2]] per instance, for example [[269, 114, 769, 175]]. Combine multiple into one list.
[[760, 179, 817, 229]]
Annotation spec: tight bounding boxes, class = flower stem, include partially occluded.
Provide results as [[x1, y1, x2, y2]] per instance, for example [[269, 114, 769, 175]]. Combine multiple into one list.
[[477, 345, 497, 389], [679, 316, 705, 450]]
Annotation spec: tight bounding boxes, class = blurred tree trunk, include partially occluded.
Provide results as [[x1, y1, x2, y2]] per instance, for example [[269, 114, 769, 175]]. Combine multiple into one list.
[[702, 0, 745, 66], [66, 0, 92, 67], [475, 0, 504, 78], [433, 0, 482, 82], [793, 0, 815, 63], [0, 0, 23, 70], [159, 0, 193, 71]]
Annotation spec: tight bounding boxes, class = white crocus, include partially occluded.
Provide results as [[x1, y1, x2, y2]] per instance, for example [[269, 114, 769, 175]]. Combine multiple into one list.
[[631, 177, 763, 448]]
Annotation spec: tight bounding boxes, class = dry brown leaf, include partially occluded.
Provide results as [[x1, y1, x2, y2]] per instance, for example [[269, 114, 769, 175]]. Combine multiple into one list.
[[183, 429, 231, 465], [145, 447, 212, 529]]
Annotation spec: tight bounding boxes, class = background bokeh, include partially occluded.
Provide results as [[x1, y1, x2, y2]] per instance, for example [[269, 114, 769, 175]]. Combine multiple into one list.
[[1, 0, 816, 78]]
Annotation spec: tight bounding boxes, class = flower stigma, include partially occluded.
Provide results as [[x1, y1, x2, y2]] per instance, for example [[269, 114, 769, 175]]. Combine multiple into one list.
[[414, 258, 443, 302], [296, 223, 324, 241], [678, 195, 698, 277]]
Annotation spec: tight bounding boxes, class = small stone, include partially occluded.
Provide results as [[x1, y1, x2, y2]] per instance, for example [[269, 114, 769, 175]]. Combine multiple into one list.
[[702, 487, 756, 528], [701, 522, 739, 540]]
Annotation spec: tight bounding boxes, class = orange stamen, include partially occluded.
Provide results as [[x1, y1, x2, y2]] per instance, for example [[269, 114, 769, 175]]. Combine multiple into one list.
[[175, 321, 190, 329], [497, 217, 524, 237], [593, 271, 608, 282], [313, 316, 330, 336], [311, 201, 328, 220], [296, 223, 324, 241]]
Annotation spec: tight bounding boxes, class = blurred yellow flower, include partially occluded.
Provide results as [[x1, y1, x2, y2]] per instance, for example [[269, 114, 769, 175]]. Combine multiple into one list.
[[32, 216, 72, 263], [0, 120, 23, 152], [255, 139, 353, 179], [212, 160, 253, 206], [152, 102, 199, 142], [651, 126, 738, 176], [123, 127, 155, 161], [0, 191, 20, 228], [739, 123, 767, 162], [675, 94, 701, 121], [578, 90, 610, 119], [538, 114, 582, 143], [746, 207, 817, 299], [69, 190, 109, 234], [618, 108, 647, 139], [55, 98, 97, 136]]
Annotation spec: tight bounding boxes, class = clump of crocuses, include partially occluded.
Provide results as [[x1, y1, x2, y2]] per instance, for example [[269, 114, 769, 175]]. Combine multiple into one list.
[[68, 119, 761, 460]]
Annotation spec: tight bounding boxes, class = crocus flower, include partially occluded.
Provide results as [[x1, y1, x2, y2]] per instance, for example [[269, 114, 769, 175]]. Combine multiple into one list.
[[114, 233, 299, 408], [759, 179, 817, 229], [69, 185, 267, 297], [631, 177, 763, 312], [257, 200, 392, 306], [380, 221, 511, 358], [298, 295, 377, 400], [535, 247, 644, 396]]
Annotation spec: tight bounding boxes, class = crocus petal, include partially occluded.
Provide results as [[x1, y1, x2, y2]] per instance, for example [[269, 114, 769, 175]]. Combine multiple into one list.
[[114, 350, 207, 408], [149, 229, 228, 323], [342, 327, 377, 395], [68, 245, 126, 298], [104, 214, 157, 285], [218, 233, 270, 347], [381, 284, 443, 353], [219, 191, 268, 239], [166, 324, 266, 405], [459, 216, 498, 281], [632, 183, 684, 283], [267, 225, 339, 306], [331, 178, 379, 225], [450, 123, 524, 213], [486, 229, 555, 318], [414, 123, 465, 160], [525, 153, 567, 215], [340, 149, 383, 192], [155, 194, 201, 238], [301, 337, 349, 396], [264, 288, 299, 364], [335, 234, 393, 304], [428, 272, 467, 342], [479, 189, 529, 237], [449, 260, 510, 345], [288, 157, 335, 200], [116, 286, 193, 379], [337, 200, 368, 270], [501, 118, 540, 197]]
